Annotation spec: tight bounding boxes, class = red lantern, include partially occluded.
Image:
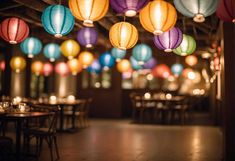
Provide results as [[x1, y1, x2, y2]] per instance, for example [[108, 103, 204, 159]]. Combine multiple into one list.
[[0, 17, 29, 44], [0, 61, 5, 71], [43, 63, 53, 76], [182, 68, 193, 78], [152, 64, 171, 78], [55, 62, 70, 76], [216, 0, 235, 23]]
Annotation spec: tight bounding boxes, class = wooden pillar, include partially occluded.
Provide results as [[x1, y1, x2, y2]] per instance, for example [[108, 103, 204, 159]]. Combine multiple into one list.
[[223, 23, 235, 161]]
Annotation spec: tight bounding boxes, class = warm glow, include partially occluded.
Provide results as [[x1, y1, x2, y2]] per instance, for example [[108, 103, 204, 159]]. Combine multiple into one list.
[[117, 59, 131, 73], [43, 63, 53, 76], [67, 58, 83, 75], [144, 92, 151, 99], [10, 56, 26, 73], [61, 39, 80, 59], [139, 0, 177, 35], [78, 51, 94, 68], [31, 61, 44, 75], [55, 62, 70, 76], [69, 0, 109, 27], [185, 55, 198, 66], [109, 22, 138, 50]]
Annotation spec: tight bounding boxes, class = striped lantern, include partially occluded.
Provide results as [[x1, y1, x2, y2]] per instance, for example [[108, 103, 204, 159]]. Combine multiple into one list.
[[111, 47, 126, 62], [173, 34, 196, 56], [43, 43, 61, 62], [216, 0, 235, 23], [20, 37, 42, 58], [132, 44, 152, 65], [77, 27, 98, 48], [153, 27, 183, 52], [0, 17, 29, 44]]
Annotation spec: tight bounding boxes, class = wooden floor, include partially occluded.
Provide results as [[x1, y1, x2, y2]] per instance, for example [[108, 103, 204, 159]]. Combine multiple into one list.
[[38, 119, 222, 161]]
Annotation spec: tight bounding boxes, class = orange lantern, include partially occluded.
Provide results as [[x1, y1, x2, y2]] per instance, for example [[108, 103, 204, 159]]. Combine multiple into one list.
[[78, 51, 94, 68], [152, 64, 171, 78], [31, 61, 44, 75], [60, 39, 80, 59], [117, 59, 131, 73], [69, 0, 109, 27], [10, 56, 26, 73], [139, 0, 177, 35], [67, 58, 83, 75], [185, 55, 198, 66]]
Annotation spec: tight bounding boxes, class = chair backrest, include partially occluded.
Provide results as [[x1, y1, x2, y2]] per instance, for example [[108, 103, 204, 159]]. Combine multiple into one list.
[[30, 104, 59, 133]]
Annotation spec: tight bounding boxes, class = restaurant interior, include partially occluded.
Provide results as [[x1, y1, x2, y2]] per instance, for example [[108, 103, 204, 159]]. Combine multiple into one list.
[[0, 0, 234, 161]]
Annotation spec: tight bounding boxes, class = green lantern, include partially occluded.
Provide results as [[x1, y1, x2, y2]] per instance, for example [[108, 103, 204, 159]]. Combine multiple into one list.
[[173, 34, 196, 56]]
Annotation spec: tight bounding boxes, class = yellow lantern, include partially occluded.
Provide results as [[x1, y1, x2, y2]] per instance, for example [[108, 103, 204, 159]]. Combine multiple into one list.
[[185, 55, 198, 66], [61, 39, 80, 59], [69, 0, 109, 27], [117, 59, 131, 73], [31, 61, 44, 75], [67, 58, 83, 75], [139, 0, 177, 35], [78, 51, 94, 68], [109, 22, 138, 50], [10, 56, 26, 73]]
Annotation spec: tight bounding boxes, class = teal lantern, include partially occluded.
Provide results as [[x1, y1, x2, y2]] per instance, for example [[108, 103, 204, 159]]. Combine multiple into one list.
[[41, 5, 75, 38], [99, 52, 115, 70], [132, 44, 152, 65], [111, 47, 126, 62], [130, 56, 143, 70], [173, 34, 196, 56], [20, 37, 42, 58], [43, 43, 61, 62], [171, 63, 183, 76]]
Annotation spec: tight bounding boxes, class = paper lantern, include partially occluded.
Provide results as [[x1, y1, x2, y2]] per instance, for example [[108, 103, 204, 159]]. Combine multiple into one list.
[[67, 58, 83, 75], [185, 55, 198, 66], [132, 44, 152, 65], [10, 56, 26, 73], [173, 34, 196, 56], [182, 68, 193, 78], [87, 59, 102, 74], [55, 62, 70, 76], [78, 51, 94, 68], [99, 52, 115, 70], [143, 58, 157, 69], [153, 27, 183, 52], [130, 56, 142, 70], [20, 37, 42, 58], [139, 0, 177, 35], [0, 61, 5, 71], [117, 59, 131, 73], [69, 0, 109, 27], [171, 63, 183, 76], [110, 0, 149, 17], [41, 5, 75, 38], [216, 0, 235, 23], [174, 0, 219, 23], [77, 27, 98, 48], [61, 39, 80, 59], [43, 43, 61, 62], [109, 22, 138, 50], [43, 63, 53, 76], [31, 61, 43, 75], [111, 47, 126, 62], [152, 64, 171, 78], [0, 17, 29, 44]]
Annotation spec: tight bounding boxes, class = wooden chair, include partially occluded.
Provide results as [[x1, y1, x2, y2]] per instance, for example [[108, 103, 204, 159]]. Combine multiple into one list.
[[23, 105, 60, 161]]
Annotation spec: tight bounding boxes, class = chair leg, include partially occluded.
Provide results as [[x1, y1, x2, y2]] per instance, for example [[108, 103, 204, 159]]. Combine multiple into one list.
[[53, 136, 60, 160]]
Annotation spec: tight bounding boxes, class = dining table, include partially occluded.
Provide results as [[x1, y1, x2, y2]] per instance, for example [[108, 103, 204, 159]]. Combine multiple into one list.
[[0, 111, 51, 161], [36, 99, 84, 131]]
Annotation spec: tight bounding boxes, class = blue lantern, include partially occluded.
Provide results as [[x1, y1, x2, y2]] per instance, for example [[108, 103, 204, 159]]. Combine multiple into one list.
[[171, 63, 183, 76], [130, 56, 143, 70], [132, 44, 152, 65], [43, 43, 61, 62], [111, 47, 126, 62], [99, 52, 115, 70], [41, 5, 75, 38], [87, 60, 102, 74], [20, 37, 42, 58]]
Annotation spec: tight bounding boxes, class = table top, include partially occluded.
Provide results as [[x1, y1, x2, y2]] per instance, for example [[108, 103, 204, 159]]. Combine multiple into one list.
[[140, 96, 185, 102], [0, 111, 51, 119], [35, 99, 84, 106]]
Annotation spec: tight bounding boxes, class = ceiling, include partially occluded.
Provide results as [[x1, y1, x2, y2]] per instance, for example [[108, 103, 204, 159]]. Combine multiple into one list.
[[0, 0, 221, 58]]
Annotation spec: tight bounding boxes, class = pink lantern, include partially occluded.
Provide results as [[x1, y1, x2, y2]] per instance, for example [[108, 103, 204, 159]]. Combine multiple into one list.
[[0, 61, 5, 71], [43, 63, 53, 76], [55, 62, 70, 76], [0, 17, 29, 44], [152, 64, 171, 78]]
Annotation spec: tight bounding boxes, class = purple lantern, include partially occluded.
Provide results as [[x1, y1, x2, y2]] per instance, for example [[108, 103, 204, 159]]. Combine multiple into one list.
[[153, 27, 183, 52], [110, 0, 149, 17], [143, 57, 157, 69], [77, 27, 98, 48], [216, 0, 235, 23]]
